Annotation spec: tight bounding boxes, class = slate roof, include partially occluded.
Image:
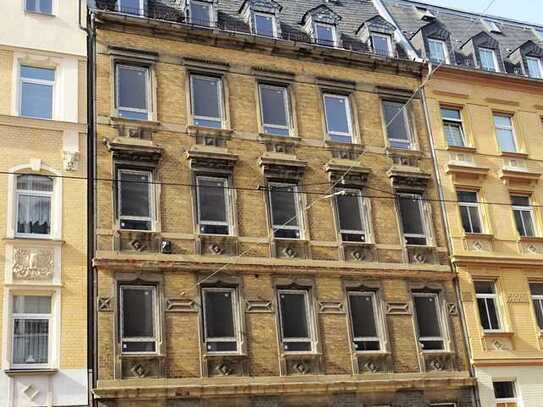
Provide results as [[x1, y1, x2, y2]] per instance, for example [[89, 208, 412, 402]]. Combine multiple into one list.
[[381, 0, 543, 73]]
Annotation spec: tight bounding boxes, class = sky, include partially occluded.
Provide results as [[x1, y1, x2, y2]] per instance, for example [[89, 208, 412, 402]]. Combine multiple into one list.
[[415, 0, 543, 26]]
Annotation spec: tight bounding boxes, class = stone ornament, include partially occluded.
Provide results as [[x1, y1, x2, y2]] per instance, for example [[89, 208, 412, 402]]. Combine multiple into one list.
[[131, 363, 147, 378], [385, 302, 411, 315], [12, 248, 54, 280], [166, 298, 197, 312], [63, 150, 80, 171], [23, 384, 40, 401], [246, 299, 273, 313], [98, 297, 113, 312]]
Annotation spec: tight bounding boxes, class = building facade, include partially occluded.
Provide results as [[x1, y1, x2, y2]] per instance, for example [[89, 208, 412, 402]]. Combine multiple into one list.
[[90, 1, 474, 406], [379, 1, 543, 406], [0, 0, 88, 406]]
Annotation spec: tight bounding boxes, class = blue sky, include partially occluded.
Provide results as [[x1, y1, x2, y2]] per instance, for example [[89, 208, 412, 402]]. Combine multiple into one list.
[[416, 0, 543, 26]]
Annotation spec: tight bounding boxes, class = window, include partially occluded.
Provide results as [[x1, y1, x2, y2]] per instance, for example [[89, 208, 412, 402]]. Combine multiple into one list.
[[16, 174, 53, 237], [25, 0, 52, 14], [530, 283, 543, 331], [428, 39, 449, 64], [494, 114, 517, 153], [335, 188, 370, 242], [347, 291, 382, 351], [117, 169, 153, 231], [202, 287, 240, 353], [196, 176, 230, 235], [323, 93, 354, 143], [371, 33, 392, 57], [259, 84, 291, 136], [475, 281, 501, 331], [511, 195, 535, 237], [253, 12, 276, 37], [493, 381, 518, 407], [397, 193, 427, 245], [383, 100, 412, 149], [457, 191, 483, 234], [189, 1, 212, 26], [277, 289, 315, 352], [479, 47, 499, 72], [117, 0, 144, 15], [190, 74, 224, 128], [11, 295, 52, 367], [413, 292, 445, 351], [119, 285, 158, 353], [441, 107, 465, 147], [116, 64, 150, 120], [314, 22, 336, 47], [20, 65, 55, 119], [268, 182, 302, 239], [526, 56, 542, 79]]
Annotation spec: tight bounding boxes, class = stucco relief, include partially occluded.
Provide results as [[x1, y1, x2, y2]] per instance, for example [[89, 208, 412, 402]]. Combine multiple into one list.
[[12, 248, 54, 280]]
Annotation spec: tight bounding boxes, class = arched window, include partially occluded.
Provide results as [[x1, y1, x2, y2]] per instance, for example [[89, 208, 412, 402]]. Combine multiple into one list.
[[16, 174, 54, 237]]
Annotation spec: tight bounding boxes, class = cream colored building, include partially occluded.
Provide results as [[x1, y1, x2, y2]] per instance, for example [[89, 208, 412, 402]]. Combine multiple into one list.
[[0, 0, 88, 406]]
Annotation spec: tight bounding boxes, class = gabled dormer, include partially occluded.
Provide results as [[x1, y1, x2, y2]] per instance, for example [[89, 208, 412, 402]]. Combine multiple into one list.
[[410, 20, 452, 65], [181, 0, 219, 27], [240, 0, 282, 38], [460, 31, 504, 73], [413, 5, 436, 22], [509, 41, 543, 79], [356, 15, 396, 57], [302, 4, 342, 48]]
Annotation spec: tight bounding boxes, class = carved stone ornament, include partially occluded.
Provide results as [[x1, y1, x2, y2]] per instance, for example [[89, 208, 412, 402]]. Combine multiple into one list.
[[131, 363, 147, 378], [325, 162, 370, 187], [258, 155, 307, 180], [388, 168, 430, 192], [282, 355, 321, 376], [422, 352, 454, 372], [282, 246, 297, 258], [186, 149, 238, 172], [355, 352, 392, 374], [23, 384, 40, 401], [205, 356, 247, 377], [318, 300, 345, 314], [447, 303, 458, 315], [386, 302, 411, 315], [98, 297, 113, 312], [246, 299, 273, 313], [12, 248, 54, 280], [166, 298, 197, 312], [63, 150, 80, 171], [107, 137, 162, 163]]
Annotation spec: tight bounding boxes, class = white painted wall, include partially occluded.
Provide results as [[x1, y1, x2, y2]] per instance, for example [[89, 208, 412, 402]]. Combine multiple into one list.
[[476, 365, 543, 407]]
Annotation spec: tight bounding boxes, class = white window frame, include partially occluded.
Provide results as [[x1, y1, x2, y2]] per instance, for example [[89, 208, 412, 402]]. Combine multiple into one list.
[[253, 11, 277, 37], [397, 193, 428, 245], [115, 64, 150, 120], [267, 182, 303, 240], [189, 73, 224, 128], [201, 287, 241, 354], [371, 33, 392, 57], [347, 291, 383, 352], [382, 100, 414, 150], [25, 0, 53, 14], [494, 113, 517, 153], [458, 191, 483, 234], [441, 107, 465, 147], [314, 22, 337, 47], [19, 64, 55, 120], [10, 294, 54, 369], [258, 83, 291, 136], [323, 93, 354, 143], [526, 56, 543, 79], [15, 174, 54, 239], [277, 289, 316, 354], [196, 175, 231, 235], [188, 0, 213, 26], [493, 380, 518, 407], [511, 195, 536, 237], [119, 285, 159, 354], [117, 168, 155, 231], [475, 281, 502, 332], [412, 292, 446, 352], [427, 38, 450, 64], [479, 47, 500, 72], [334, 188, 371, 242], [117, 0, 145, 16], [530, 284, 543, 332]]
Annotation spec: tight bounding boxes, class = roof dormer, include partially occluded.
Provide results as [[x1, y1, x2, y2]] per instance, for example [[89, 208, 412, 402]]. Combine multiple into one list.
[[414, 6, 436, 21], [461, 31, 503, 73], [302, 4, 342, 47], [509, 40, 543, 79], [181, 0, 219, 27], [356, 16, 396, 57], [240, 0, 282, 38], [482, 18, 502, 34]]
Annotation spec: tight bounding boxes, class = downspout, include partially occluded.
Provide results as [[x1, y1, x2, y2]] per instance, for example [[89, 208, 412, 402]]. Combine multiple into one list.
[[420, 82, 481, 407]]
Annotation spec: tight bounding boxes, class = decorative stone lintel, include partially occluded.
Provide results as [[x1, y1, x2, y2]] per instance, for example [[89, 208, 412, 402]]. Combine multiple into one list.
[[259, 154, 307, 180], [246, 299, 273, 313], [385, 302, 411, 315], [499, 168, 541, 192], [421, 351, 455, 372], [353, 351, 392, 374], [107, 137, 163, 163], [325, 161, 370, 187], [326, 142, 364, 160], [280, 353, 322, 376], [341, 242, 376, 262], [202, 354, 248, 377], [166, 297, 198, 312], [318, 300, 345, 314], [186, 147, 238, 172], [388, 167, 430, 192], [110, 116, 160, 140], [187, 125, 234, 148]]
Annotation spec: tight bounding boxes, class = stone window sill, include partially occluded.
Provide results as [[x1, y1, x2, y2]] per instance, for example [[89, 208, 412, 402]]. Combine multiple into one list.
[[5, 368, 57, 376]]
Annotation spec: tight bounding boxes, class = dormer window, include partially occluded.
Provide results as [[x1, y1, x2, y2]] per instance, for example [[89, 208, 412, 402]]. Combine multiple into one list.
[[482, 19, 502, 34], [427, 38, 449, 64], [253, 12, 276, 37], [371, 33, 392, 57], [314, 22, 337, 47], [416, 7, 435, 21], [241, 0, 282, 38], [479, 47, 499, 72], [188, 0, 213, 27], [526, 56, 543, 79]]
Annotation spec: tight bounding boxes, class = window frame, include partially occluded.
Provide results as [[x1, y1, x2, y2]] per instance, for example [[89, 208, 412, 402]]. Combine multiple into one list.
[[526, 56, 543, 79], [267, 181, 304, 240], [382, 99, 414, 150], [475, 281, 502, 332], [117, 168, 155, 232], [188, 0, 213, 26], [19, 64, 55, 120], [10, 294, 53, 369], [195, 175, 232, 236], [493, 380, 518, 407], [457, 190, 483, 234], [15, 174, 54, 239], [412, 292, 446, 352], [277, 288, 316, 354], [397, 192, 429, 246], [370, 33, 393, 57], [25, 0, 53, 15], [441, 106, 466, 147], [427, 38, 450, 64], [314, 22, 337, 47], [530, 283, 543, 332], [346, 290, 384, 353], [117, 0, 145, 16], [115, 63, 151, 121], [479, 47, 500, 72], [119, 284, 159, 355], [493, 113, 517, 153], [258, 82, 292, 136], [511, 195, 536, 237], [252, 11, 277, 37], [189, 73, 225, 129], [333, 188, 371, 243], [201, 286, 241, 354], [322, 93, 355, 144]]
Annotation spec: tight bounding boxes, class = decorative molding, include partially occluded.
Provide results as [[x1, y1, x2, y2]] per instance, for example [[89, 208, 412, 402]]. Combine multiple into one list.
[[63, 150, 80, 171], [166, 298, 198, 312], [246, 299, 273, 313], [385, 302, 411, 315], [98, 297, 113, 312], [318, 300, 345, 314], [388, 168, 430, 192], [107, 137, 162, 163], [186, 148, 238, 172], [258, 154, 307, 180], [506, 292, 529, 304], [447, 303, 458, 315], [12, 247, 54, 281], [325, 162, 369, 187]]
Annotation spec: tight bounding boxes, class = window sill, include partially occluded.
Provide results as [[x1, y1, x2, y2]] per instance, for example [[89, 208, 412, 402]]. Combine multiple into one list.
[[187, 125, 233, 138], [203, 352, 247, 358], [5, 368, 57, 376], [519, 236, 543, 244], [281, 351, 322, 358], [119, 353, 165, 359], [25, 10, 55, 17], [385, 146, 421, 156], [464, 232, 494, 240], [324, 139, 363, 148], [482, 330, 514, 338], [446, 145, 477, 153], [110, 115, 160, 128], [259, 132, 300, 143], [4, 237, 64, 246], [500, 151, 529, 159]]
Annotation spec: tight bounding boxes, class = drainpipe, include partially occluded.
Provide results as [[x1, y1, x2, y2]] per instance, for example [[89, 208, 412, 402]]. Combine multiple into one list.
[[420, 83, 481, 407]]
